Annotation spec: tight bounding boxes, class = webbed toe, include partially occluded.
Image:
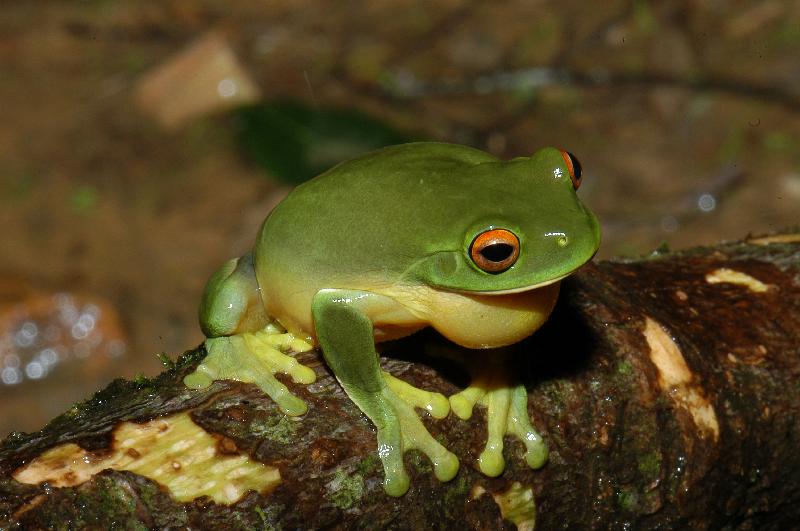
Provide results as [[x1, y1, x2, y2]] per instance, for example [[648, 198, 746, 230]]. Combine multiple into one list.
[[184, 324, 315, 416]]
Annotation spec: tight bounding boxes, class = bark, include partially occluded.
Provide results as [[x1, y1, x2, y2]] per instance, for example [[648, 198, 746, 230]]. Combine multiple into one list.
[[1, 232, 799, 530]]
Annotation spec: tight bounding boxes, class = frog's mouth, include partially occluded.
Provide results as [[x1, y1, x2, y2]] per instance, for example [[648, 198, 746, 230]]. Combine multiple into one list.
[[469, 272, 568, 295], [471, 243, 599, 295]]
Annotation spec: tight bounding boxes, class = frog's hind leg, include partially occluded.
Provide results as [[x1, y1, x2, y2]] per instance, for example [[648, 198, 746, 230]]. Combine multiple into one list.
[[198, 250, 269, 337], [184, 251, 316, 415], [449, 353, 548, 476]]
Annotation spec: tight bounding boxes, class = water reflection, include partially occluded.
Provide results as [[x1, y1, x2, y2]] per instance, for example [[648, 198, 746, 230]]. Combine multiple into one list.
[[0, 293, 127, 388]]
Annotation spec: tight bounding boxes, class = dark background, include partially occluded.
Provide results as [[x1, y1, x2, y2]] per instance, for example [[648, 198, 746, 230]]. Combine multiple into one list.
[[1, 1, 798, 435]]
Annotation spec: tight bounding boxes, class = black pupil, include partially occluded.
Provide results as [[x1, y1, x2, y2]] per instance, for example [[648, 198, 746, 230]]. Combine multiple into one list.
[[567, 152, 582, 179], [480, 243, 514, 263]]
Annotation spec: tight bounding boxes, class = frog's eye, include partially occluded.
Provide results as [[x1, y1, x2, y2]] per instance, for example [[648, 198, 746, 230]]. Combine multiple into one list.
[[560, 150, 582, 189], [469, 229, 520, 273]]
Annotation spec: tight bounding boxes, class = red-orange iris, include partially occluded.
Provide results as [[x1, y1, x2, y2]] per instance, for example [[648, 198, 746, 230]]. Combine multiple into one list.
[[469, 229, 520, 273], [560, 150, 582, 189]]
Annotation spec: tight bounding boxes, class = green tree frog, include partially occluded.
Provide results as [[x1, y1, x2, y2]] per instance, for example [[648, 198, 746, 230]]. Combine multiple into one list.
[[184, 142, 600, 496]]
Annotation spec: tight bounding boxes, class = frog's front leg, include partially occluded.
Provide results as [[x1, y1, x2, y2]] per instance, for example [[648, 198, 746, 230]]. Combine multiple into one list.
[[184, 252, 316, 416], [449, 353, 548, 476], [312, 289, 459, 497]]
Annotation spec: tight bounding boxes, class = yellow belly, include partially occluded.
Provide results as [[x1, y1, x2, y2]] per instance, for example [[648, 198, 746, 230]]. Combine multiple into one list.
[[378, 282, 561, 349], [260, 270, 560, 350]]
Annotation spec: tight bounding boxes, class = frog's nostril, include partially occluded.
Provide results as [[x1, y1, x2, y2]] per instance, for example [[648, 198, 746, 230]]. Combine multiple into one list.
[[545, 231, 569, 247]]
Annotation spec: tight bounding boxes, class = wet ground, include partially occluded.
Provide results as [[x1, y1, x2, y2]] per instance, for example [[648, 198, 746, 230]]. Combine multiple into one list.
[[1, 1, 798, 435]]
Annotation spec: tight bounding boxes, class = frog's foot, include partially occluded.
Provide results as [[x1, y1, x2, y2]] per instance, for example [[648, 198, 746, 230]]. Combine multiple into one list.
[[382, 370, 450, 419], [347, 373, 458, 496], [184, 323, 316, 416], [450, 378, 547, 477]]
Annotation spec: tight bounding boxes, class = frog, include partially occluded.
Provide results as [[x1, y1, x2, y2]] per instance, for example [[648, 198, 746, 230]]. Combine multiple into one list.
[[184, 142, 600, 496]]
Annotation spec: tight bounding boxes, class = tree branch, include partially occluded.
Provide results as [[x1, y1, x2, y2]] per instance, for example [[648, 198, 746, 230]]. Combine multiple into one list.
[[2, 232, 799, 529]]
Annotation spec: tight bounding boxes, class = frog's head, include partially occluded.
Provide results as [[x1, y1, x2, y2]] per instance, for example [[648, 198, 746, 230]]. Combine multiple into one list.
[[407, 147, 601, 294]]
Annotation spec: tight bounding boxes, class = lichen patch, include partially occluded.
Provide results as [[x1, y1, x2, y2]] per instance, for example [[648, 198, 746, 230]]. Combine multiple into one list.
[[491, 482, 536, 531], [705, 268, 771, 293], [643, 317, 720, 442], [470, 484, 487, 500], [12, 412, 280, 504]]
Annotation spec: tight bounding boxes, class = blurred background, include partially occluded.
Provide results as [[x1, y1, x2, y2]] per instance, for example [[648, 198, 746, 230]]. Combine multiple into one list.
[[1, 1, 798, 436]]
